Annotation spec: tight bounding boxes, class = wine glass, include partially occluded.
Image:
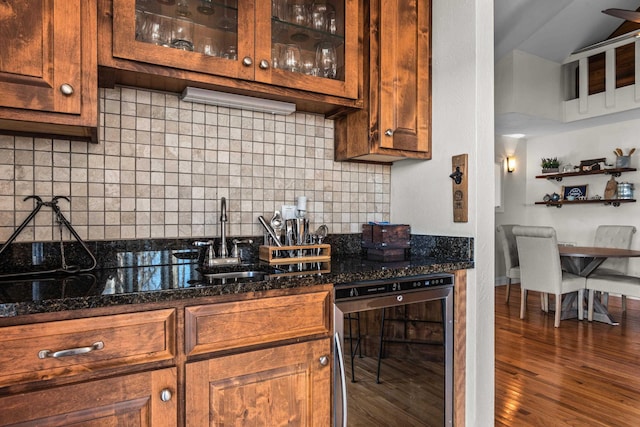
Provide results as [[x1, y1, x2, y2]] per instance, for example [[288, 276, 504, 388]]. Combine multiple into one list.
[[301, 50, 318, 75], [135, 10, 148, 41], [218, 0, 237, 30], [145, 14, 171, 46], [315, 41, 336, 78], [288, 0, 309, 27], [272, 42, 286, 69], [283, 44, 301, 72], [197, 37, 219, 56], [171, 17, 194, 51], [311, 1, 328, 31], [197, 0, 215, 15], [272, 0, 288, 21]]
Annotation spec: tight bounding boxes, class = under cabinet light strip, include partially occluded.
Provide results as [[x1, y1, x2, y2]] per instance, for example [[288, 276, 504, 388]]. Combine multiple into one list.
[[180, 87, 296, 115]]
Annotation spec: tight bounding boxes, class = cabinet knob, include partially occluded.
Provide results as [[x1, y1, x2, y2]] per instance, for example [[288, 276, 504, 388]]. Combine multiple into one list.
[[160, 388, 172, 402], [242, 56, 253, 67], [384, 129, 394, 137], [319, 355, 329, 366], [60, 84, 74, 96], [259, 59, 270, 70]]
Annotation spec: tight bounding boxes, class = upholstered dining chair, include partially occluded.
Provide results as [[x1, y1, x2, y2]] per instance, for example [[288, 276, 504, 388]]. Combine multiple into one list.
[[592, 225, 636, 311], [586, 274, 640, 321], [497, 225, 520, 304], [513, 226, 586, 327]]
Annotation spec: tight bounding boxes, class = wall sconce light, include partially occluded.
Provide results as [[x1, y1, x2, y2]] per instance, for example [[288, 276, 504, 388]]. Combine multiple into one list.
[[181, 87, 296, 115], [506, 156, 516, 173]]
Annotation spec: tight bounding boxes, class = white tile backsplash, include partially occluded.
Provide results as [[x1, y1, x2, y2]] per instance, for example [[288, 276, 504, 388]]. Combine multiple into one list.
[[0, 87, 391, 242]]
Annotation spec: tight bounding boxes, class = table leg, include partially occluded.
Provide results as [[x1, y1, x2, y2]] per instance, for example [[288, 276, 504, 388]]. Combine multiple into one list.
[[589, 293, 619, 325]]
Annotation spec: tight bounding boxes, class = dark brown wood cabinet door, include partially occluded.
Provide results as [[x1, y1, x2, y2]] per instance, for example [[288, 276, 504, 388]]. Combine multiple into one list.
[[186, 339, 331, 426], [377, 0, 431, 154], [0, 368, 177, 426], [112, 0, 255, 81], [0, 0, 82, 114]]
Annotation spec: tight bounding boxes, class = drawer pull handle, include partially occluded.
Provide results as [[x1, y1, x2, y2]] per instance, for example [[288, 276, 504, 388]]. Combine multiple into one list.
[[38, 341, 104, 359], [319, 355, 329, 366]]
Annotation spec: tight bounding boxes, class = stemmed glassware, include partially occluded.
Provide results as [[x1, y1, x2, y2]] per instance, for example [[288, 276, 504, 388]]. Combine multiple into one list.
[[217, 0, 237, 31], [142, 13, 171, 46], [288, 0, 309, 27], [197, 0, 215, 15], [283, 44, 302, 72], [310, 1, 328, 31], [315, 41, 336, 79], [171, 0, 194, 50]]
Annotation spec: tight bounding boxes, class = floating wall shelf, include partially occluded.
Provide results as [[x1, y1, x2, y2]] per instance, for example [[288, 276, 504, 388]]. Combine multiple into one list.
[[535, 167, 636, 181]]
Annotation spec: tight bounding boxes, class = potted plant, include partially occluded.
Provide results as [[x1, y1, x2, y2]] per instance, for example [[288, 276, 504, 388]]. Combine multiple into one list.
[[541, 157, 560, 173]]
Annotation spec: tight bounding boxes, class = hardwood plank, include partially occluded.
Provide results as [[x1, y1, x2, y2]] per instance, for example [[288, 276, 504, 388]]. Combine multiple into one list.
[[496, 284, 640, 426]]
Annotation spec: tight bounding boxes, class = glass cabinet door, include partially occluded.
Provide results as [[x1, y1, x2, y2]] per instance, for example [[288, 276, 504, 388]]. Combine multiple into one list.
[[257, 0, 357, 99], [114, 0, 253, 80], [112, 0, 357, 99]]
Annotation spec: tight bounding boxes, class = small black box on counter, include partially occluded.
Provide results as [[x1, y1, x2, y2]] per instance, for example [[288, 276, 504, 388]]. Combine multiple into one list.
[[362, 223, 411, 261]]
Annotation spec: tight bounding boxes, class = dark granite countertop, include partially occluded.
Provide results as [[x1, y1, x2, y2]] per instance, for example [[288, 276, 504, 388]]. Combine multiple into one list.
[[0, 234, 474, 318]]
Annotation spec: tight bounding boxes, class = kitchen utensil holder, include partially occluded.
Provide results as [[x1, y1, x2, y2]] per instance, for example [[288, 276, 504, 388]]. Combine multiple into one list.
[[259, 244, 331, 264]]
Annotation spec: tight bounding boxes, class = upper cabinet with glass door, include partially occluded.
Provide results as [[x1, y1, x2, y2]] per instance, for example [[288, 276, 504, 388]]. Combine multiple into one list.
[[262, 0, 356, 99], [100, 0, 359, 112]]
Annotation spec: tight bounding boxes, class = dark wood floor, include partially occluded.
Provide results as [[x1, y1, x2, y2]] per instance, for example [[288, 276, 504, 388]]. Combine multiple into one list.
[[496, 284, 640, 426]]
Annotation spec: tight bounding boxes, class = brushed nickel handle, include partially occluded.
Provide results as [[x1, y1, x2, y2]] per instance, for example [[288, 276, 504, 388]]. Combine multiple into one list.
[[242, 56, 253, 66], [259, 59, 270, 69], [334, 333, 347, 427], [60, 84, 74, 96], [319, 355, 329, 366], [160, 388, 173, 402], [384, 129, 393, 137], [38, 341, 104, 359]]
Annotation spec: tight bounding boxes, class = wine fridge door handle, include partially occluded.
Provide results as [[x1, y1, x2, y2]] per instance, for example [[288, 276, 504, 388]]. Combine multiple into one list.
[[334, 332, 347, 427]]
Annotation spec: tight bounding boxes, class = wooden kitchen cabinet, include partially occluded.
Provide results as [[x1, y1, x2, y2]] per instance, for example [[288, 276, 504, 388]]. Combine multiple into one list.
[[0, 284, 332, 426], [184, 286, 333, 425], [335, 0, 432, 162], [0, 368, 178, 426], [0, 0, 98, 141], [0, 309, 176, 387], [186, 339, 331, 426], [0, 308, 177, 426], [99, 0, 361, 116]]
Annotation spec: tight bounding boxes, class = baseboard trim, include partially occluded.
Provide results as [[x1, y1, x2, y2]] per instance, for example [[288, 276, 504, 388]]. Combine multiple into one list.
[[495, 276, 510, 287]]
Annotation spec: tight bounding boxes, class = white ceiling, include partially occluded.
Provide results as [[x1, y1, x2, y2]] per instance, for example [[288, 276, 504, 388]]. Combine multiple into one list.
[[494, 0, 640, 63], [494, 0, 640, 137]]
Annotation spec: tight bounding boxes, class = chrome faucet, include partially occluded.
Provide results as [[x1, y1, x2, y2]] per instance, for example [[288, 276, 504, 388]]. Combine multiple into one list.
[[219, 197, 228, 258], [193, 197, 242, 266]]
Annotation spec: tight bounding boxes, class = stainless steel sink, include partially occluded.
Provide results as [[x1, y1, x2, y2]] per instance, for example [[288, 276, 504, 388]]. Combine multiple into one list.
[[202, 270, 270, 285]]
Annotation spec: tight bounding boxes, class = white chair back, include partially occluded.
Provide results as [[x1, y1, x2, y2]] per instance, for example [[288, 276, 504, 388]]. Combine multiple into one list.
[[594, 225, 636, 273], [497, 224, 519, 277], [513, 226, 563, 295]]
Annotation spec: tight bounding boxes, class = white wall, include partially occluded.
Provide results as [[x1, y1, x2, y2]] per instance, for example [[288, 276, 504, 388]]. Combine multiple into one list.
[[495, 135, 527, 278], [391, 1, 495, 425], [495, 50, 563, 121], [512, 119, 640, 274]]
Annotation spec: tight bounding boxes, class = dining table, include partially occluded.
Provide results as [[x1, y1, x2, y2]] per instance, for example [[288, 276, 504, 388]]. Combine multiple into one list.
[[558, 245, 640, 325]]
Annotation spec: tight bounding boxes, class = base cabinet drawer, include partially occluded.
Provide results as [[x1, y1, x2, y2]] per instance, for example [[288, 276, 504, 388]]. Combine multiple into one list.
[[0, 367, 177, 426], [0, 309, 176, 387], [185, 289, 331, 356], [186, 339, 331, 426]]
